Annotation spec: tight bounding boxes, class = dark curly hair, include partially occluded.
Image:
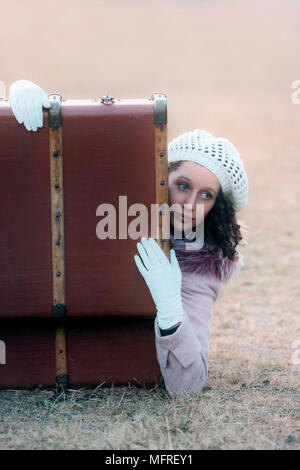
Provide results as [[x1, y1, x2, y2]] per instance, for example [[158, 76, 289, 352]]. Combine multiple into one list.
[[168, 161, 243, 262]]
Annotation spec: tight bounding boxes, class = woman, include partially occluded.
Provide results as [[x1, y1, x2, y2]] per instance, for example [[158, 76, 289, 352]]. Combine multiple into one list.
[[9, 80, 249, 396], [134, 130, 248, 396]]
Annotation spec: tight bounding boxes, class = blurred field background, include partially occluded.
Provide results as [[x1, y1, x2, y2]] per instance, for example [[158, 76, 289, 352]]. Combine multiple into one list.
[[0, 0, 299, 450]]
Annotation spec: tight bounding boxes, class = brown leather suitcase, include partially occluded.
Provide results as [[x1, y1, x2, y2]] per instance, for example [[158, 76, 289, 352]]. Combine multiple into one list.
[[0, 317, 160, 389], [0, 93, 168, 389]]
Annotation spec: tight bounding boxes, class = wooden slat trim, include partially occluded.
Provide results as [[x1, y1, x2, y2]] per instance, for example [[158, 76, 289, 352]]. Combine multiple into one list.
[[48, 95, 69, 389], [152, 93, 169, 258]]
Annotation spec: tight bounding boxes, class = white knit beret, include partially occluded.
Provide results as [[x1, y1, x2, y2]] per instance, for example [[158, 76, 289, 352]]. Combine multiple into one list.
[[168, 129, 248, 213]]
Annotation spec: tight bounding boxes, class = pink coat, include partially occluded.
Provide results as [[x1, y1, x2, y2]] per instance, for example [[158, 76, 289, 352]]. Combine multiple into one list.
[[154, 241, 243, 396]]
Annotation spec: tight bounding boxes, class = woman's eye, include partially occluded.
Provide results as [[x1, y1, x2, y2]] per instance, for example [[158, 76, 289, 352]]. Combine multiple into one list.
[[177, 182, 189, 191], [176, 183, 212, 199]]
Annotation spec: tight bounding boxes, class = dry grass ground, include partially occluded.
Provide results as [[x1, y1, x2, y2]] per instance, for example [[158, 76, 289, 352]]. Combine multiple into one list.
[[0, 383, 298, 450], [0, 0, 299, 450]]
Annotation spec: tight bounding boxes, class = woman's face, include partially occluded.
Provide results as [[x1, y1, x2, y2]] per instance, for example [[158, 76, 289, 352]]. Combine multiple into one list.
[[168, 161, 221, 232]]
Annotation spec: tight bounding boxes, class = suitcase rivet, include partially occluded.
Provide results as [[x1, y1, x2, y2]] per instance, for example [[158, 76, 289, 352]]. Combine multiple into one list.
[[160, 180, 164, 185], [56, 272, 61, 277], [53, 150, 59, 157]]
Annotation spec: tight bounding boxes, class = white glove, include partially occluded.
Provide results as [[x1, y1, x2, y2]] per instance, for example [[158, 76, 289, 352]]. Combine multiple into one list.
[[134, 237, 184, 330], [9, 80, 50, 132]]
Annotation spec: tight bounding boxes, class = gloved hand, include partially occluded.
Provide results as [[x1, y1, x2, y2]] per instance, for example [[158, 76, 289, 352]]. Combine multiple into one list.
[[9, 80, 50, 132], [134, 237, 184, 330]]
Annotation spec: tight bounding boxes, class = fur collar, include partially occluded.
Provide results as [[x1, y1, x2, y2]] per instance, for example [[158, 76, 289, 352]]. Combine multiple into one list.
[[170, 227, 247, 283]]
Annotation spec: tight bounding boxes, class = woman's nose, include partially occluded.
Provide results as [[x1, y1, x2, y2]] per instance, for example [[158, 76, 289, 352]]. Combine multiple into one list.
[[184, 194, 197, 209], [184, 203, 194, 211], [182, 201, 196, 218]]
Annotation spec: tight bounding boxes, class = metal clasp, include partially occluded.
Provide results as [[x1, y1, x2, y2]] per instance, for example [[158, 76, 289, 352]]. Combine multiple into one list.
[[150, 92, 167, 130], [48, 94, 63, 130], [101, 95, 115, 104]]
